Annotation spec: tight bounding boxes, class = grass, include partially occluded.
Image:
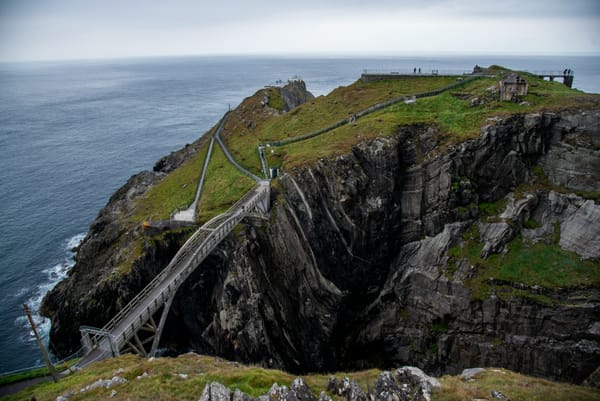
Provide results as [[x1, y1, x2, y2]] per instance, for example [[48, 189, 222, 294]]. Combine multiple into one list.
[[196, 143, 256, 223], [448, 226, 600, 302], [267, 88, 285, 111], [252, 73, 598, 170], [222, 76, 459, 172], [133, 140, 211, 222], [479, 197, 508, 218], [435, 368, 600, 401], [4, 354, 599, 401], [0, 359, 79, 386], [469, 235, 600, 298], [115, 236, 145, 276]]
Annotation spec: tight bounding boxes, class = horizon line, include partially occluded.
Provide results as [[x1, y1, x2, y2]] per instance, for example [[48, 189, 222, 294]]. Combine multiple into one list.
[[2, 50, 600, 64]]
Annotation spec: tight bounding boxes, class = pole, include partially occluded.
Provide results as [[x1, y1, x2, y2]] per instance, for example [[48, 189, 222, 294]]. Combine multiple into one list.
[[23, 303, 59, 382]]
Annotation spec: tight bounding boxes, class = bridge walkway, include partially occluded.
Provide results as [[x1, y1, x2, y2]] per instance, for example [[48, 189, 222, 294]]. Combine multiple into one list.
[[77, 181, 270, 368]]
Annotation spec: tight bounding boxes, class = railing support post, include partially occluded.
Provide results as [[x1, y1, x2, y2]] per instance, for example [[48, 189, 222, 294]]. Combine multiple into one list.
[[149, 294, 175, 357]]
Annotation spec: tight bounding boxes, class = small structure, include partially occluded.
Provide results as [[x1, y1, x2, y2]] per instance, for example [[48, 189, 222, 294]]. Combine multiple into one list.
[[499, 73, 528, 101]]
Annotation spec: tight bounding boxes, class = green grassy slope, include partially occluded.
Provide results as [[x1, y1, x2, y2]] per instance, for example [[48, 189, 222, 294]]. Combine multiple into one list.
[[3, 354, 598, 401]]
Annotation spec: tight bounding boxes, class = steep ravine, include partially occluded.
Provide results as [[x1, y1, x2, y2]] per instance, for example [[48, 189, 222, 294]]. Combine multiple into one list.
[[43, 108, 600, 384]]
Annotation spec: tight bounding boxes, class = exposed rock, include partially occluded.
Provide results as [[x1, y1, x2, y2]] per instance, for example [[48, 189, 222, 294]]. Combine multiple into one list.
[[79, 376, 127, 393], [136, 372, 150, 380], [559, 200, 600, 261], [280, 80, 315, 112], [327, 377, 368, 401], [200, 382, 233, 401], [374, 371, 409, 401], [290, 378, 318, 401], [490, 390, 510, 401], [460, 368, 486, 380], [584, 365, 600, 388], [318, 391, 332, 401], [233, 389, 255, 401], [538, 111, 600, 192], [478, 221, 513, 258], [395, 367, 441, 401], [262, 379, 317, 401]]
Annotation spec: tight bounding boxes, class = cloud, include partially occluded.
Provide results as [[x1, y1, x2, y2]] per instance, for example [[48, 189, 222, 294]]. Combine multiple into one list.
[[0, 0, 598, 61]]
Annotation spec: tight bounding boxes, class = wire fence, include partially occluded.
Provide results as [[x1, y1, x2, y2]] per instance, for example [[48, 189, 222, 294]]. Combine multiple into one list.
[[0, 347, 84, 377], [261, 75, 480, 148], [362, 68, 472, 76]]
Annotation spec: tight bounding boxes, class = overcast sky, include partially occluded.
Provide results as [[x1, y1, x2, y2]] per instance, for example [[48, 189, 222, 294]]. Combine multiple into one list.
[[1, 0, 599, 61]]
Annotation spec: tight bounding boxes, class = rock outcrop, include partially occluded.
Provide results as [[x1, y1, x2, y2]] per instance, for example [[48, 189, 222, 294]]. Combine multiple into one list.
[[280, 80, 315, 112], [198, 371, 440, 401], [42, 100, 600, 384]]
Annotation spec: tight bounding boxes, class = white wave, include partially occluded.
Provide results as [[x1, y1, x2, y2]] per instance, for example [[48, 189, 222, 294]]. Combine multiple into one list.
[[66, 233, 86, 251], [14, 233, 86, 344]]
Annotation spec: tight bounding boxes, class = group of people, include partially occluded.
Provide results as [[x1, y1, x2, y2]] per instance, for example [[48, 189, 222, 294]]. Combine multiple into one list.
[[413, 67, 421, 74], [563, 68, 573, 76]]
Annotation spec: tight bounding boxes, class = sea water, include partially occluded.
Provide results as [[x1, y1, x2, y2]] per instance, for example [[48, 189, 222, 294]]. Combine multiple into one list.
[[0, 55, 598, 372]]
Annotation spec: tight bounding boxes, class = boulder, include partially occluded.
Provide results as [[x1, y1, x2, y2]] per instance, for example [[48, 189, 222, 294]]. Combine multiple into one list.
[[199, 382, 234, 401], [395, 367, 441, 401], [327, 377, 368, 401]]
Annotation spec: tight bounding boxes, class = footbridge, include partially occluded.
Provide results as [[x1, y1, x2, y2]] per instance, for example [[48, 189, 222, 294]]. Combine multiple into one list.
[[77, 180, 270, 367]]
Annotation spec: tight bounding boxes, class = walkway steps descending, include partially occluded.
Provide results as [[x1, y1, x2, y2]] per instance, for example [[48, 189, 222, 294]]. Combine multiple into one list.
[[172, 119, 221, 222]]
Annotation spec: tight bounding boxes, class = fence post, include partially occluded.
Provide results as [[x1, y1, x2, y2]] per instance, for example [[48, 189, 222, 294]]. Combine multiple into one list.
[[23, 303, 59, 382]]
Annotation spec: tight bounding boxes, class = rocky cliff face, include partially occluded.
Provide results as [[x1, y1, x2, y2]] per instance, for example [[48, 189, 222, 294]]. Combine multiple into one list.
[[42, 105, 600, 384]]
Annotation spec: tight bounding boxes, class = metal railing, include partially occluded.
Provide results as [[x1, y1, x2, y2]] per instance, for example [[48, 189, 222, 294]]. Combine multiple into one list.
[[362, 69, 472, 76], [0, 347, 85, 378], [214, 112, 262, 183], [261, 75, 481, 148], [84, 183, 269, 352]]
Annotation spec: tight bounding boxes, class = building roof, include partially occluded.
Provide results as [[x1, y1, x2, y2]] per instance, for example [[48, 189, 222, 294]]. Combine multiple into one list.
[[501, 73, 526, 85]]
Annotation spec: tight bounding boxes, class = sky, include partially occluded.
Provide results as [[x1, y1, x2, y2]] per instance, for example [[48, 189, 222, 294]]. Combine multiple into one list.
[[0, 0, 599, 62]]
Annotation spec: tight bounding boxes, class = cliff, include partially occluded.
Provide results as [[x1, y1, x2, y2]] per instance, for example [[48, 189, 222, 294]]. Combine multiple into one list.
[[41, 72, 600, 384]]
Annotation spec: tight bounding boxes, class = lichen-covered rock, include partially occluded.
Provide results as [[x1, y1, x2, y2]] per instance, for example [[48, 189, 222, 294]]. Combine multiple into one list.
[[395, 367, 441, 401], [538, 111, 600, 192], [199, 382, 234, 401], [374, 371, 409, 401], [290, 378, 317, 401], [265, 379, 317, 401], [327, 377, 368, 401], [280, 80, 314, 112], [559, 200, 600, 261]]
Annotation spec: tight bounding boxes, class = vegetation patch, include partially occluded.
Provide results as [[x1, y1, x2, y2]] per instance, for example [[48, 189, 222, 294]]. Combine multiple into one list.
[[0, 359, 79, 386], [4, 354, 599, 401], [452, 229, 600, 301], [133, 140, 211, 222], [267, 88, 285, 111], [196, 143, 256, 223], [436, 368, 599, 401], [478, 197, 508, 218], [257, 73, 597, 170]]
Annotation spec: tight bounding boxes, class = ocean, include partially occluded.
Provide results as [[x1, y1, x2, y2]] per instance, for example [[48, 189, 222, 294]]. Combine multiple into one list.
[[0, 55, 598, 373]]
